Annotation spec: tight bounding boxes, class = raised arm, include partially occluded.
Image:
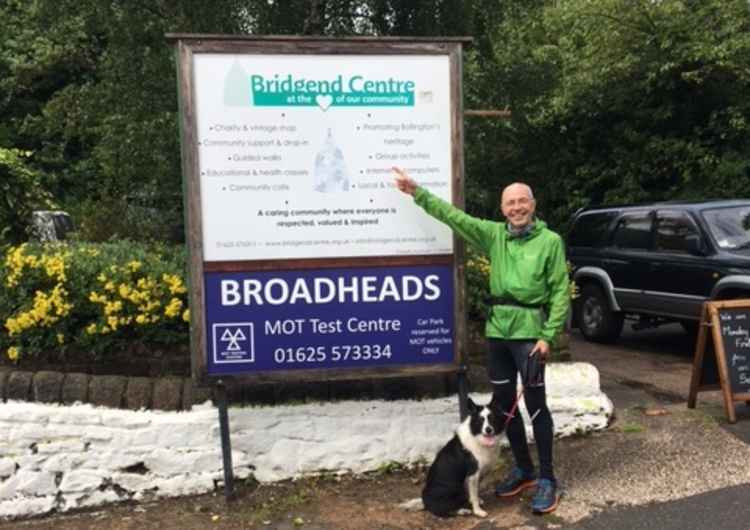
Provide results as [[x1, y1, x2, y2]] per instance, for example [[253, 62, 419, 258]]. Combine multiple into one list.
[[392, 167, 497, 255]]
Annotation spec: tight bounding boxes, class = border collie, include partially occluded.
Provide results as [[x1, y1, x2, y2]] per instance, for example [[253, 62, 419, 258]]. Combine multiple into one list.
[[421, 397, 503, 518]]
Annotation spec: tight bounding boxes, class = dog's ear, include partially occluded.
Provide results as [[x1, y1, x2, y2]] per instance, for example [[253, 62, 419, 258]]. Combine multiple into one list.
[[467, 397, 478, 414]]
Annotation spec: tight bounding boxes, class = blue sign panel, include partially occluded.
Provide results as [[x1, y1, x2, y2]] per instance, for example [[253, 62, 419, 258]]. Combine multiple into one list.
[[204, 265, 454, 375]]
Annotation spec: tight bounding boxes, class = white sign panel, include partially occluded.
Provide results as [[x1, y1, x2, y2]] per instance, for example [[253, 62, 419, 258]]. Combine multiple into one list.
[[192, 54, 454, 261]]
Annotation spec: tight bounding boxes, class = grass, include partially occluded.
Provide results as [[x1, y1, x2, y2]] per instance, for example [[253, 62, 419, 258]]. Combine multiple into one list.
[[373, 460, 405, 475], [619, 422, 645, 434]]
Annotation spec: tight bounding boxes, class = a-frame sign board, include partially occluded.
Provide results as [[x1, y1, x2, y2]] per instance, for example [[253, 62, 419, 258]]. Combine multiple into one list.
[[688, 300, 750, 424]]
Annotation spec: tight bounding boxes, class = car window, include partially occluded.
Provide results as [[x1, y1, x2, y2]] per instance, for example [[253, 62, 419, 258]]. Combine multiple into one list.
[[702, 205, 750, 250], [612, 213, 652, 250], [568, 212, 617, 247], [654, 211, 700, 254]]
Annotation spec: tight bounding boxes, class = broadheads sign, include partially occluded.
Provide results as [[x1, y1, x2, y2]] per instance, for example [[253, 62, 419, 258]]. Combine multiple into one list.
[[171, 36, 467, 383]]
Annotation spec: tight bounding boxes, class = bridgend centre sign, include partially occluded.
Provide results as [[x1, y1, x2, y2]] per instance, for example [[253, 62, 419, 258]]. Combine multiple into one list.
[[250, 74, 416, 106], [169, 35, 470, 386]]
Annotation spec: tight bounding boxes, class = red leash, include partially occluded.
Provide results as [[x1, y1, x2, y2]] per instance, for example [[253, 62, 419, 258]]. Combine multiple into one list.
[[500, 353, 543, 428], [502, 388, 525, 429]]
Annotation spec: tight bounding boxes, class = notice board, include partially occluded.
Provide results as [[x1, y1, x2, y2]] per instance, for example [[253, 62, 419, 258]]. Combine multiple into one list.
[[169, 35, 471, 386], [688, 299, 750, 423]]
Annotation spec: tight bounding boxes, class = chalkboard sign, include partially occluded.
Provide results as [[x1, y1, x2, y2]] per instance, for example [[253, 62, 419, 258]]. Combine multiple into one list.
[[688, 300, 750, 423], [719, 308, 750, 394]]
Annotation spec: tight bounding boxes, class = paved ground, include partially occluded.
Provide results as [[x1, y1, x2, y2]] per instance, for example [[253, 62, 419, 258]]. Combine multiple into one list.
[[3, 324, 750, 529]]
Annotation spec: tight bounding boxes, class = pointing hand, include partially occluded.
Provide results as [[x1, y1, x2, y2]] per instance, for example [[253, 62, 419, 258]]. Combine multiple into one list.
[[392, 167, 417, 196]]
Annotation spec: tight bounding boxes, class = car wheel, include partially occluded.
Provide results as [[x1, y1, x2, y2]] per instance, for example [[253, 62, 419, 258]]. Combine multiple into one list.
[[576, 284, 624, 343], [680, 320, 699, 337]]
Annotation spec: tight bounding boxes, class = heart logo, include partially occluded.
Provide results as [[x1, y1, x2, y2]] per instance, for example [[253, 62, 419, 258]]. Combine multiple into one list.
[[316, 94, 333, 111]]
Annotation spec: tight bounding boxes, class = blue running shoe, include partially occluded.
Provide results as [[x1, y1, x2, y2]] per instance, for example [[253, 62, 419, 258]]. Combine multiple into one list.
[[495, 467, 537, 497], [531, 478, 560, 514]]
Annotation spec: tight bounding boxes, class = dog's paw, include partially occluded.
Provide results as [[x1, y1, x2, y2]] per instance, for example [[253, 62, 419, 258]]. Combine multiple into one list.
[[473, 508, 488, 518], [457, 508, 472, 516]]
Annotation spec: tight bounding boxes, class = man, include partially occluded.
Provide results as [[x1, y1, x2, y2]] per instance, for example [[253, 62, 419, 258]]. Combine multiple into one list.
[[392, 167, 570, 514]]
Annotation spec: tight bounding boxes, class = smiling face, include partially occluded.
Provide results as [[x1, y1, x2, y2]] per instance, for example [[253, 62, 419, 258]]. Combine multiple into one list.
[[501, 183, 536, 229]]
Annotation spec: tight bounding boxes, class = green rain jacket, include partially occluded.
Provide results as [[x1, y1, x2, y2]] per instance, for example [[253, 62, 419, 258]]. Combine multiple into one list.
[[414, 187, 570, 345]]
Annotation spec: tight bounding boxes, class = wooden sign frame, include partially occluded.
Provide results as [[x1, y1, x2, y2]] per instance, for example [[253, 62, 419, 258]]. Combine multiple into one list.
[[688, 299, 750, 423], [167, 34, 472, 388]]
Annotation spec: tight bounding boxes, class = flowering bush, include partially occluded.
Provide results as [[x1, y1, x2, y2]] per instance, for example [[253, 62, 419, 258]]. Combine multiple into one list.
[[465, 246, 491, 322], [1, 241, 189, 362]]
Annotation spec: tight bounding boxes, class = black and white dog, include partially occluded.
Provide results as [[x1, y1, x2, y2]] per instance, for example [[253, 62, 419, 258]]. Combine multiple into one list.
[[421, 397, 503, 518]]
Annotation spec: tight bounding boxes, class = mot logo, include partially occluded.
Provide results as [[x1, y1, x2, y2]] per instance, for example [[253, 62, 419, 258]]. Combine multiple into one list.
[[212, 322, 255, 363]]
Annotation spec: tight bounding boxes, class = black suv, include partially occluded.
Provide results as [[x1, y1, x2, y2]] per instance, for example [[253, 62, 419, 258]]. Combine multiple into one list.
[[567, 200, 750, 342]]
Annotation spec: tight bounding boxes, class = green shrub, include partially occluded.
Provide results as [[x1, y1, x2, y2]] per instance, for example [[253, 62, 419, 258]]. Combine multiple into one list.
[[1, 240, 189, 362], [465, 245, 490, 322], [0, 148, 54, 246]]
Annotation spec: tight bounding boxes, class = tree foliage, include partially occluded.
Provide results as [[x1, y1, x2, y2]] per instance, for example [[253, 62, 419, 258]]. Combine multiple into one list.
[[491, 0, 750, 228], [0, 148, 53, 246], [0, 0, 748, 240]]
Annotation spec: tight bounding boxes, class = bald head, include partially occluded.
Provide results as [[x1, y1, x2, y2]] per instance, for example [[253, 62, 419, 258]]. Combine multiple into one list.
[[501, 182, 534, 203], [500, 182, 536, 229]]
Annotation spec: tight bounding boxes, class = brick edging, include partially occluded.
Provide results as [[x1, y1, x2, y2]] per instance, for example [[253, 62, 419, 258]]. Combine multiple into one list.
[[0, 368, 211, 411]]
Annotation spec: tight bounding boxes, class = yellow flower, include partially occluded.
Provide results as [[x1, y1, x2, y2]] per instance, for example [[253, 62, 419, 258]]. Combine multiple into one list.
[[135, 314, 148, 325], [164, 298, 183, 318], [7, 346, 19, 362], [136, 277, 156, 291], [89, 291, 106, 303], [104, 281, 115, 291], [104, 300, 123, 315], [127, 260, 142, 272], [57, 333, 65, 344], [162, 273, 187, 294], [182, 309, 190, 322], [118, 284, 132, 298], [85, 323, 98, 335], [97, 273, 107, 283]]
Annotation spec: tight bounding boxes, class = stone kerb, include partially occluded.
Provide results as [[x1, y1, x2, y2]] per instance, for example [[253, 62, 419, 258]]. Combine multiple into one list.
[[0, 368, 212, 412], [0, 362, 613, 520]]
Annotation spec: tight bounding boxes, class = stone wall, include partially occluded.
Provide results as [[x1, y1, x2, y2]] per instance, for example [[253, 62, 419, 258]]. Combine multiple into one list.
[[0, 367, 463, 412], [0, 362, 613, 519], [0, 368, 210, 411]]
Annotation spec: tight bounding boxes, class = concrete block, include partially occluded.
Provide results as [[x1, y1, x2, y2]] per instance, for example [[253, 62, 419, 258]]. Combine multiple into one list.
[[0, 368, 11, 400], [0, 457, 15, 478], [89, 375, 126, 409], [15, 469, 57, 496], [59, 469, 105, 493], [61, 373, 89, 404], [6, 371, 33, 401], [181, 379, 213, 410], [0, 495, 56, 518], [124, 377, 152, 410], [32, 371, 64, 403], [152, 377, 183, 411]]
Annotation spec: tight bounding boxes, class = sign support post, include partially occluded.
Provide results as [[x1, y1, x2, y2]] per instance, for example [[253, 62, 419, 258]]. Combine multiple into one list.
[[457, 364, 469, 421], [216, 380, 236, 502]]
